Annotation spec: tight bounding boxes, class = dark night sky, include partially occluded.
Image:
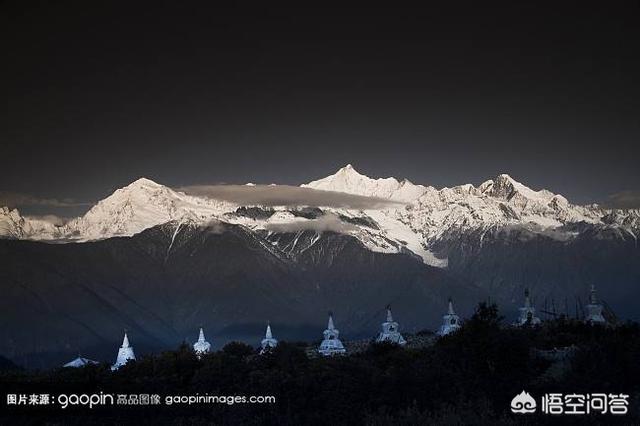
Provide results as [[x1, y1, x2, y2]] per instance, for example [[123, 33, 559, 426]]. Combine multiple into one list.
[[1, 2, 639, 215]]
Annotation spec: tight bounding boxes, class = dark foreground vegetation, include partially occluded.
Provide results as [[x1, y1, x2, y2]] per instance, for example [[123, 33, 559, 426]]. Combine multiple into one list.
[[1, 304, 639, 425]]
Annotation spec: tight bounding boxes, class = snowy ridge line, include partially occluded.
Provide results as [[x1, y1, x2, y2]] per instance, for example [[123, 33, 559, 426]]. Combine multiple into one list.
[[1, 165, 639, 268]]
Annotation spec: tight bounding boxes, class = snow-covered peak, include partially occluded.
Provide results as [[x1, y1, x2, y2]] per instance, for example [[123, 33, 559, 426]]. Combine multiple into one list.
[[306, 164, 381, 191], [61, 177, 233, 241], [303, 164, 427, 202], [108, 177, 171, 202], [66, 178, 184, 238], [481, 173, 554, 203], [0, 207, 63, 239], [127, 177, 163, 188], [0, 207, 26, 239]]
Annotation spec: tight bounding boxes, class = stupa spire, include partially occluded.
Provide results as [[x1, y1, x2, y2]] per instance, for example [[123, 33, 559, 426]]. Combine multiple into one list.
[[376, 305, 406, 345], [589, 284, 598, 305], [438, 298, 461, 336], [111, 330, 136, 371], [514, 288, 541, 326], [318, 312, 346, 356], [386, 305, 394, 323], [193, 327, 211, 357], [265, 324, 273, 340], [260, 322, 278, 354], [327, 312, 335, 330], [585, 285, 606, 324], [524, 288, 532, 308]]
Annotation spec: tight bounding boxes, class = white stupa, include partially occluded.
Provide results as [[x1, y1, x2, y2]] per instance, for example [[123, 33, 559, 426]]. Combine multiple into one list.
[[437, 298, 462, 336], [376, 306, 406, 345], [514, 288, 541, 326], [260, 323, 278, 354], [193, 327, 211, 357], [318, 313, 346, 356], [111, 332, 136, 371], [63, 356, 98, 368], [585, 285, 606, 324]]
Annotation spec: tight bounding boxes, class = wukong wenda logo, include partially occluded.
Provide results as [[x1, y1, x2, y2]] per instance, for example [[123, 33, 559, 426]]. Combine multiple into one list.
[[510, 391, 630, 416], [510, 391, 537, 414]]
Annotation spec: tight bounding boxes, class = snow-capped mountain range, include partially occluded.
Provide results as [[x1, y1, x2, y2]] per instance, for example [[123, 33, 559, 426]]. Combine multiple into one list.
[[2, 165, 638, 267]]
